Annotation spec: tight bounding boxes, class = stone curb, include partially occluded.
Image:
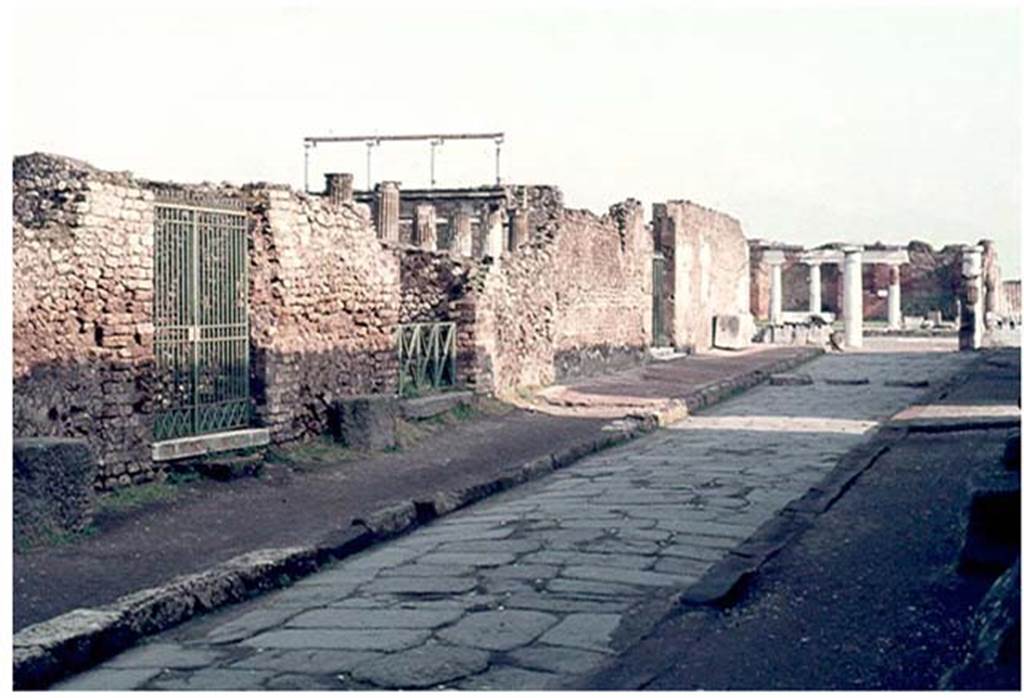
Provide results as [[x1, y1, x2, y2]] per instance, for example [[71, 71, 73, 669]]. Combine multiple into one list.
[[676, 352, 990, 610], [12, 347, 823, 690]]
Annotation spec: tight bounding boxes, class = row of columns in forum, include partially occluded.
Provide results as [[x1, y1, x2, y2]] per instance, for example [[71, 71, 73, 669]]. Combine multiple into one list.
[[327, 174, 529, 258], [762, 247, 905, 349], [763, 245, 986, 350]]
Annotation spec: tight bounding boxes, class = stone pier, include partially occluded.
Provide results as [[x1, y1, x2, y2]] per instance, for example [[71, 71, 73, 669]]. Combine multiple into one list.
[[451, 205, 473, 257], [509, 207, 529, 251], [959, 245, 985, 351], [483, 206, 506, 260], [843, 246, 863, 348], [413, 203, 437, 251], [375, 181, 400, 242], [324, 172, 354, 205]]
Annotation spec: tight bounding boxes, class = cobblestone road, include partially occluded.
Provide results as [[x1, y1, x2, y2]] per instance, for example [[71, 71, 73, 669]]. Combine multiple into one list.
[[56, 349, 972, 690]]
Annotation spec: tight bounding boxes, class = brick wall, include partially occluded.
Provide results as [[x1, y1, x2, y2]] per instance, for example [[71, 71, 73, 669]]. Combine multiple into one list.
[[13, 154, 156, 489], [470, 198, 653, 394], [248, 188, 399, 441]]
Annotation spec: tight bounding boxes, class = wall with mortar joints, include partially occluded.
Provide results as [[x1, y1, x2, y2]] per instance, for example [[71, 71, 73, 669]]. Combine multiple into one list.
[[13, 153, 157, 490], [248, 188, 400, 442], [469, 197, 653, 395]]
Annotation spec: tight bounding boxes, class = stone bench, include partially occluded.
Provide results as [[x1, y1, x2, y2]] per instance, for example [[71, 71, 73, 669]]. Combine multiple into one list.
[[14, 438, 97, 549]]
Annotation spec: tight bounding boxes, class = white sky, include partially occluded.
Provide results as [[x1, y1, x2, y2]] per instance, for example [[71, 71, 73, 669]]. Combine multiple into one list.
[[8, 0, 1022, 275]]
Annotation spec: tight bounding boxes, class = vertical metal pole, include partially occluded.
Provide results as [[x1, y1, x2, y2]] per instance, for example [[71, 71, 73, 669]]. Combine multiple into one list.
[[366, 140, 377, 190], [430, 141, 437, 188], [191, 210, 199, 435], [303, 142, 310, 193], [495, 138, 503, 185]]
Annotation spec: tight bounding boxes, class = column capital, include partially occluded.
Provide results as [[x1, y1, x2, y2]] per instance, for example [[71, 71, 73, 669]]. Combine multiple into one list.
[[762, 249, 787, 265]]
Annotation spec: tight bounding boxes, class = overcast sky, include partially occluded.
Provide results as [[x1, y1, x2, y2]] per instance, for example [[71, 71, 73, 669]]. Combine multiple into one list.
[[9, 0, 1022, 275]]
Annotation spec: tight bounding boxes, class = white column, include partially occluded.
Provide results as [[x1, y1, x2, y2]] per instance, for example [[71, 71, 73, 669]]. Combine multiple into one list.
[[843, 246, 863, 348], [763, 250, 786, 324], [887, 264, 902, 330], [808, 262, 822, 315]]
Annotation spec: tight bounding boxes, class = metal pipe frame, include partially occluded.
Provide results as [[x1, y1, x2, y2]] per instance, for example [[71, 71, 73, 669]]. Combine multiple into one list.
[[304, 132, 506, 192]]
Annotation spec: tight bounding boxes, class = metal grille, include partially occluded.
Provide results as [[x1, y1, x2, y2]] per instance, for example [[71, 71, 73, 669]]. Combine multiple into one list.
[[396, 322, 457, 396], [652, 255, 669, 347], [154, 203, 250, 441]]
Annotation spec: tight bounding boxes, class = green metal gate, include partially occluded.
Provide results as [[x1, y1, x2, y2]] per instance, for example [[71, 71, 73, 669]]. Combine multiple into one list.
[[153, 199, 250, 441], [396, 321, 457, 396], [652, 254, 669, 347]]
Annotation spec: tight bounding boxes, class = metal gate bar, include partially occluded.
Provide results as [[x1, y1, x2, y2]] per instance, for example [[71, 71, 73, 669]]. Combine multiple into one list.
[[154, 202, 249, 441]]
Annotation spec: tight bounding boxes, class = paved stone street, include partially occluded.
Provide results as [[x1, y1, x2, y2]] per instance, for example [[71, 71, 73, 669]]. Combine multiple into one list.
[[54, 348, 974, 690]]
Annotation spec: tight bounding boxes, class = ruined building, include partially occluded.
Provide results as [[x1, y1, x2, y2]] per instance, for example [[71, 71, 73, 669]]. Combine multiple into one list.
[[13, 153, 753, 490]]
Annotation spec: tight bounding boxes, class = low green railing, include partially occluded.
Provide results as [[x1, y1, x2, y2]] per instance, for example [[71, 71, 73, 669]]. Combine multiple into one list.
[[396, 321, 457, 396]]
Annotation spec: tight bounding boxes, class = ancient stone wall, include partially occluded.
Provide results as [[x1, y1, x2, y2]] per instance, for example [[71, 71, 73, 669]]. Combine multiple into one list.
[[396, 248, 480, 387], [13, 154, 406, 487], [470, 199, 653, 394], [248, 188, 399, 441], [654, 201, 749, 352], [13, 154, 156, 489], [1003, 280, 1021, 319]]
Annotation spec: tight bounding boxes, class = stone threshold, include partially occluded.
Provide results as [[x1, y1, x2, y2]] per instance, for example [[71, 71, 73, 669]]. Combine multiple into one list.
[[152, 428, 271, 463]]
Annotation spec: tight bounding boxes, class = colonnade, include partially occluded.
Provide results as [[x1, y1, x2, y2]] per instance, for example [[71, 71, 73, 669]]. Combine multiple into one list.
[[761, 246, 909, 349]]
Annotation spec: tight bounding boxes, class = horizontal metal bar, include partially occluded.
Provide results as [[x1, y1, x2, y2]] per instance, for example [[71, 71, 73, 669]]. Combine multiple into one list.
[[305, 132, 504, 144], [156, 202, 249, 217]]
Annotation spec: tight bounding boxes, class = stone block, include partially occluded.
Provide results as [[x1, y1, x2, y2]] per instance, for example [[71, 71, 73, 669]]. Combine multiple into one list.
[[14, 438, 97, 549], [959, 467, 1020, 573], [327, 395, 397, 450], [399, 391, 475, 420], [768, 373, 814, 386], [713, 314, 755, 350]]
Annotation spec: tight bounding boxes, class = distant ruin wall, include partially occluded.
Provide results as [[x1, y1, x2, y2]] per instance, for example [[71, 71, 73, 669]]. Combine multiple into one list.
[[13, 154, 156, 489], [654, 201, 749, 352], [471, 199, 653, 394], [1003, 280, 1021, 319], [749, 243, 807, 317]]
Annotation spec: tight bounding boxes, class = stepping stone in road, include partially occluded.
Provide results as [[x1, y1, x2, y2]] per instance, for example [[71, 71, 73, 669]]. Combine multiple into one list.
[[769, 373, 814, 386], [883, 379, 930, 388]]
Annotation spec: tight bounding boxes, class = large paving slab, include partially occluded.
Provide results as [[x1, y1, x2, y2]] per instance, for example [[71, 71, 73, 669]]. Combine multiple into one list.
[[53, 346, 974, 690]]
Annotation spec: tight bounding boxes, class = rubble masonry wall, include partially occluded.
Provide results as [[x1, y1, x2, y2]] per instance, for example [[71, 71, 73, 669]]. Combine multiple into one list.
[[13, 154, 157, 489], [471, 200, 653, 394]]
